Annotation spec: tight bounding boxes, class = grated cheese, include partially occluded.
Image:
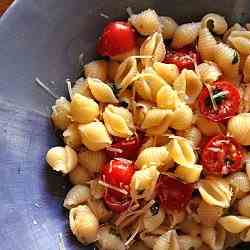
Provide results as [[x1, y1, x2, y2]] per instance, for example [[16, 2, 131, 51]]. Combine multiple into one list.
[[207, 147, 223, 152], [106, 147, 123, 153], [66, 79, 73, 100], [35, 78, 59, 99], [124, 220, 142, 246], [212, 90, 229, 100], [100, 13, 109, 19], [98, 180, 128, 195], [205, 83, 217, 111], [126, 7, 133, 17]]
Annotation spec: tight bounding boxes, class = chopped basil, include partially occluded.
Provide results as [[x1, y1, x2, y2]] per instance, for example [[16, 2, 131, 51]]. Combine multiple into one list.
[[205, 88, 226, 108], [232, 51, 239, 64], [108, 83, 121, 97], [207, 19, 215, 33], [150, 201, 160, 216], [119, 101, 129, 108]]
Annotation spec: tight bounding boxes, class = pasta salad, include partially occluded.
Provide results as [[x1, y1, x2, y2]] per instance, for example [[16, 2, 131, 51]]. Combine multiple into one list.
[[46, 9, 250, 250]]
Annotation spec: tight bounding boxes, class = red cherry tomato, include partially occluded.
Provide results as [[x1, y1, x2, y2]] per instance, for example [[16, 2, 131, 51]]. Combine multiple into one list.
[[156, 175, 194, 212], [101, 159, 135, 192], [106, 135, 142, 160], [104, 190, 131, 213], [97, 21, 137, 57], [202, 134, 245, 175], [198, 80, 240, 122], [164, 47, 201, 70]]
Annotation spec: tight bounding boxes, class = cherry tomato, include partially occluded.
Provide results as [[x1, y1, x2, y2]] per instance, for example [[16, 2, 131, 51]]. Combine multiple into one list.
[[156, 175, 194, 212], [198, 80, 240, 122], [97, 21, 137, 57], [101, 159, 135, 192], [106, 135, 142, 160], [164, 46, 201, 70], [104, 190, 131, 213], [202, 134, 245, 175]]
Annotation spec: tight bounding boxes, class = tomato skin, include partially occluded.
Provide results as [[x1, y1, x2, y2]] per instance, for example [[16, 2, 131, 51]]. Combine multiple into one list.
[[202, 134, 245, 176], [101, 159, 135, 192], [164, 47, 201, 70], [106, 135, 142, 160], [104, 190, 131, 213], [97, 21, 137, 57], [156, 175, 194, 212], [198, 80, 240, 122]]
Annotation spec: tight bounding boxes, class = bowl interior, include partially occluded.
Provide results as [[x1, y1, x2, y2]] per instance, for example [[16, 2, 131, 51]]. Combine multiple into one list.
[[0, 0, 250, 249]]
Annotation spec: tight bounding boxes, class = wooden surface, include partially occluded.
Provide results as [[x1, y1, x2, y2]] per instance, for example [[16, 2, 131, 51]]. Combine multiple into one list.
[[0, 0, 14, 15]]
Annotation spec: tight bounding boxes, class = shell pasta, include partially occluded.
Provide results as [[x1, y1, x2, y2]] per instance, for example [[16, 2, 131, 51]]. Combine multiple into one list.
[[45, 9, 250, 250]]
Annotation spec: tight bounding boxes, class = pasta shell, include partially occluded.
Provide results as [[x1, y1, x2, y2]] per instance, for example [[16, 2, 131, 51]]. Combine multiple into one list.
[[84, 60, 108, 82], [218, 216, 250, 233], [70, 93, 99, 124], [197, 201, 224, 226], [78, 149, 107, 173], [229, 36, 250, 55], [201, 13, 228, 35], [69, 165, 92, 185], [243, 55, 250, 82], [196, 115, 223, 136], [46, 146, 77, 174], [198, 177, 232, 208], [227, 172, 250, 193], [143, 207, 165, 232], [135, 146, 170, 169], [153, 230, 180, 250], [63, 123, 82, 149], [178, 126, 202, 148], [223, 23, 246, 42], [240, 228, 250, 242], [78, 121, 112, 151], [87, 78, 118, 103], [238, 194, 250, 217], [130, 165, 160, 201], [228, 113, 250, 145], [159, 16, 178, 40], [171, 103, 193, 131], [71, 77, 92, 98], [201, 225, 226, 250], [69, 205, 99, 245], [134, 78, 153, 101], [171, 22, 200, 49], [115, 56, 138, 93], [153, 62, 179, 84], [134, 101, 152, 127], [63, 185, 90, 209], [97, 226, 125, 250], [51, 97, 71, 130], [197, 62, 222, 84], [175, 164, 203, 183], [140, 32, 166, 67], [103, 104, 134, 138], [156, 85, 180, 110], [178, 235, 202, 250], [179, 218, 200, 237], [168, 137, 196, 166], [141, 108, 169, 129], [89, 179, 105, 199], [173, 69, 202, 104], [87, 198, 112, 223], [111, 47, 139, 62], [198, 28, 217, 61], [246, 152, 250, 179], [129, 9, 161, 36], [213, 43, 240, 82], [224, 232, 241, 248]]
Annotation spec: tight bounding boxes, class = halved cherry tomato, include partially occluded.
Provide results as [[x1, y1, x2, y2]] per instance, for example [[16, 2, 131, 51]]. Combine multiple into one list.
[[97, 21, 137, 57], [106, 135, 142, 160], [156, 175, 194, 212], [164, 46, 201, 70], [202, 134, 245, 175], [104, 190, 131, 213], [198, 80, 240, 122], [101, 158, 135, 193]]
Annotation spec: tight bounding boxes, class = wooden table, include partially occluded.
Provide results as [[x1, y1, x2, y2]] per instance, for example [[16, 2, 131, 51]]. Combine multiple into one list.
[[0, 0, 14, 16]]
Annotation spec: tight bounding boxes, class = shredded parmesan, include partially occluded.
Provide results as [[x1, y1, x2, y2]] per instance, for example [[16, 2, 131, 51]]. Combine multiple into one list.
[[98, 180, 128, 195], [58, 233, 66, 250], [126, 7, 133, 17], [107, 147, 123, 153], [207, 147, 223, 152], [35, 78, 59, 99], [66, 79, 73, 100], [212, 90, 229, 100], [124, 220, 142, 246], [205, 83, 217, 111], [100, 13, 109, 19]]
